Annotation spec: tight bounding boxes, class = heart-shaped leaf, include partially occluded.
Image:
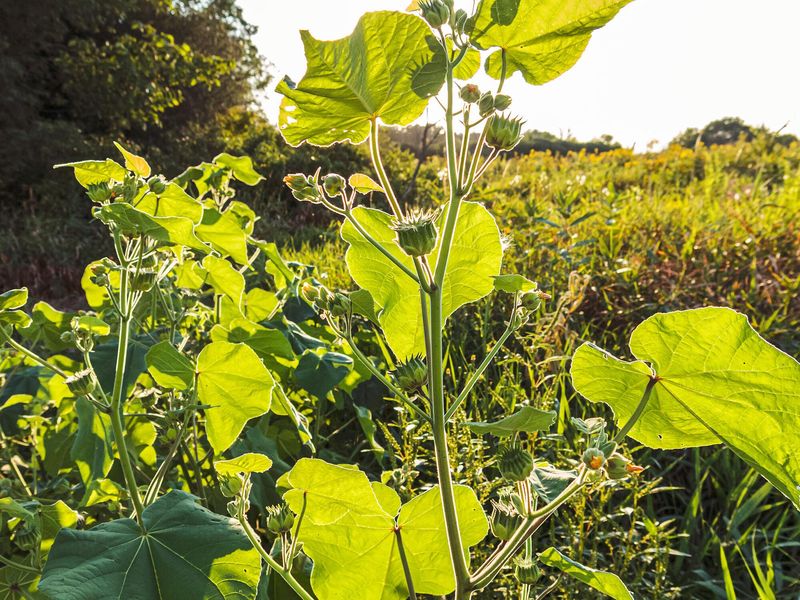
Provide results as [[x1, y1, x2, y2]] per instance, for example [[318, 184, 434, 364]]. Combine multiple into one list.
[[196, 341, 275, 453], [282, 458, 487, 599], [470, 0, 633, 85], [342, 201, 503, 359], [40, 490, 261, 600], [276, 11, 440, 146], [571, 307, 800, 509]]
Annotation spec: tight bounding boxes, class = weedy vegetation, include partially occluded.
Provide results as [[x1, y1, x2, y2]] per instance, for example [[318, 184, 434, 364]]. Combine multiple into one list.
[[1, 1, 798, 599]]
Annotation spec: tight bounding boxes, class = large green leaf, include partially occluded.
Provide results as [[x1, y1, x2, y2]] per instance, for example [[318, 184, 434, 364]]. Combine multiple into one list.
[[97, 203, 209, 253], [135, 183, 203, 224], [55, 159, 127, 189], [470, 0, 633, 84], [294, 351, 352, 398], [146, 340, 195, 390], [213, 153, 263, 186], [0, 288, 27, 311], [196, 341, 275, 454], [342, 201, 502, 359], [40, 490, 261, 600], [282, 458, 487, 599], [466, 406, 556, 437], [202, 255, 246, 308], [276, 11, 439, 147], [538, 547, 633, 600], [571, 307, 800, 509], [195, 208, 249, 265], [71, 397, 114, 491]]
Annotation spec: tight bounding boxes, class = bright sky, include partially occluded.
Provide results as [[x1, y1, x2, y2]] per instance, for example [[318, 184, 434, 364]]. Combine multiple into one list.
[[239, 0, 800, 149]]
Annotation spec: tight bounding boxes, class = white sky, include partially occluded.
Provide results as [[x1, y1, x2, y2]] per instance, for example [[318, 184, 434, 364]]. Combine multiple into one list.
[[239, 0, 800, 149]]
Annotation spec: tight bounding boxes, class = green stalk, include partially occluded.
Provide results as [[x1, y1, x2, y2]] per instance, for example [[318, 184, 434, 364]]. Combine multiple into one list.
[[369, 119, 403, 218], [428, 45, 471, 599], [238, 507, 314, 600], [110, 234, 145, 520], [0, 334, 68, 379], [470, 471, 587, 591], [395, 527, 418, 600], [613, 377, 657, 444], [430, 290, 470, 596]]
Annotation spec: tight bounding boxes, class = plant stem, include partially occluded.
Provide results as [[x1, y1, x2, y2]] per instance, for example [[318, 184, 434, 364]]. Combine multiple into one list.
[[109, 240, 146, 521], [395, 527, 418, 600], [343, 211, 420, 283], [0, 555, 40, 574], [0, 334, 68, 379], [428, 46, 471, 599], [430, 290, 470, 597], [238, 508, 314, 600], [470, 471, 587, 591], [613, 377, 657, 444], [369, 119, 403, 217]]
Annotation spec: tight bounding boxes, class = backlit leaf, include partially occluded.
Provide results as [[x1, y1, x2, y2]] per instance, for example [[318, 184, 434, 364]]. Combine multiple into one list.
[[539, 547, 633, 600], [55, 159, 127, 189], [282, 458, 487, 599], [97, 203, 208, 253], [342, 201, 502, 359], [113, 141, 151, 177], [466, 406, 556, 436], [571, 307, 800, 509], [213, 153, 264, 186], [276, 11, 439, 146], [0, 288, 28, 311], [470, 0, 633, 85], [215, 452, 273, 476], [146, 341, 195, 390], [196, 341, 275, 453]]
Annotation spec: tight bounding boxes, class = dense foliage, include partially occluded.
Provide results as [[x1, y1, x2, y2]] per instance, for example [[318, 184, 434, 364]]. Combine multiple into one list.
[[1, 1, 799, 599]]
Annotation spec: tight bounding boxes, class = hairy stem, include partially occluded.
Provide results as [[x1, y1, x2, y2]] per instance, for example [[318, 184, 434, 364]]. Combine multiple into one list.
[[613, 377, 657, 444], [238, 506, 314, 600], [369, 119, 403, 217], [395, 527, 418, 600], [109, 255, 146, 521]]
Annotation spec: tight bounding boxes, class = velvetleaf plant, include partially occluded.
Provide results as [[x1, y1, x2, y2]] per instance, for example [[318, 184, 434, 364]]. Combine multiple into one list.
[[0, 2, 797, 600], [268, 0, 800, 598]]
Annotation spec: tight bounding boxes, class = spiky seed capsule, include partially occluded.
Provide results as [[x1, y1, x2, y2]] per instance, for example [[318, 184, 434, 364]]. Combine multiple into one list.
[[419, 0, 450, 28], [65, 369, 96, 397], [489, 497, 522, 540], [266, 503, 295, 534], [460, 84, 481, 104], [478, 92, 495, 117], [147, 175, 167, 194], [391, 209, 438, 257], [322, 173, 346, 197], [86, 182, 112, 203], [514, 557, 541, 585], [582, 447, 606, 470], [493, 94, 513, 111], [393, 355, 428, 391], [219, 474, 242, 498], [496, 444, 534, 482], [486, 114, 524, 151]]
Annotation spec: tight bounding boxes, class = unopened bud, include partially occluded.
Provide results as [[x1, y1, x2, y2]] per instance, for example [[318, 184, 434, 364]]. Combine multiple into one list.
[[460, 84, 481, 104]]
